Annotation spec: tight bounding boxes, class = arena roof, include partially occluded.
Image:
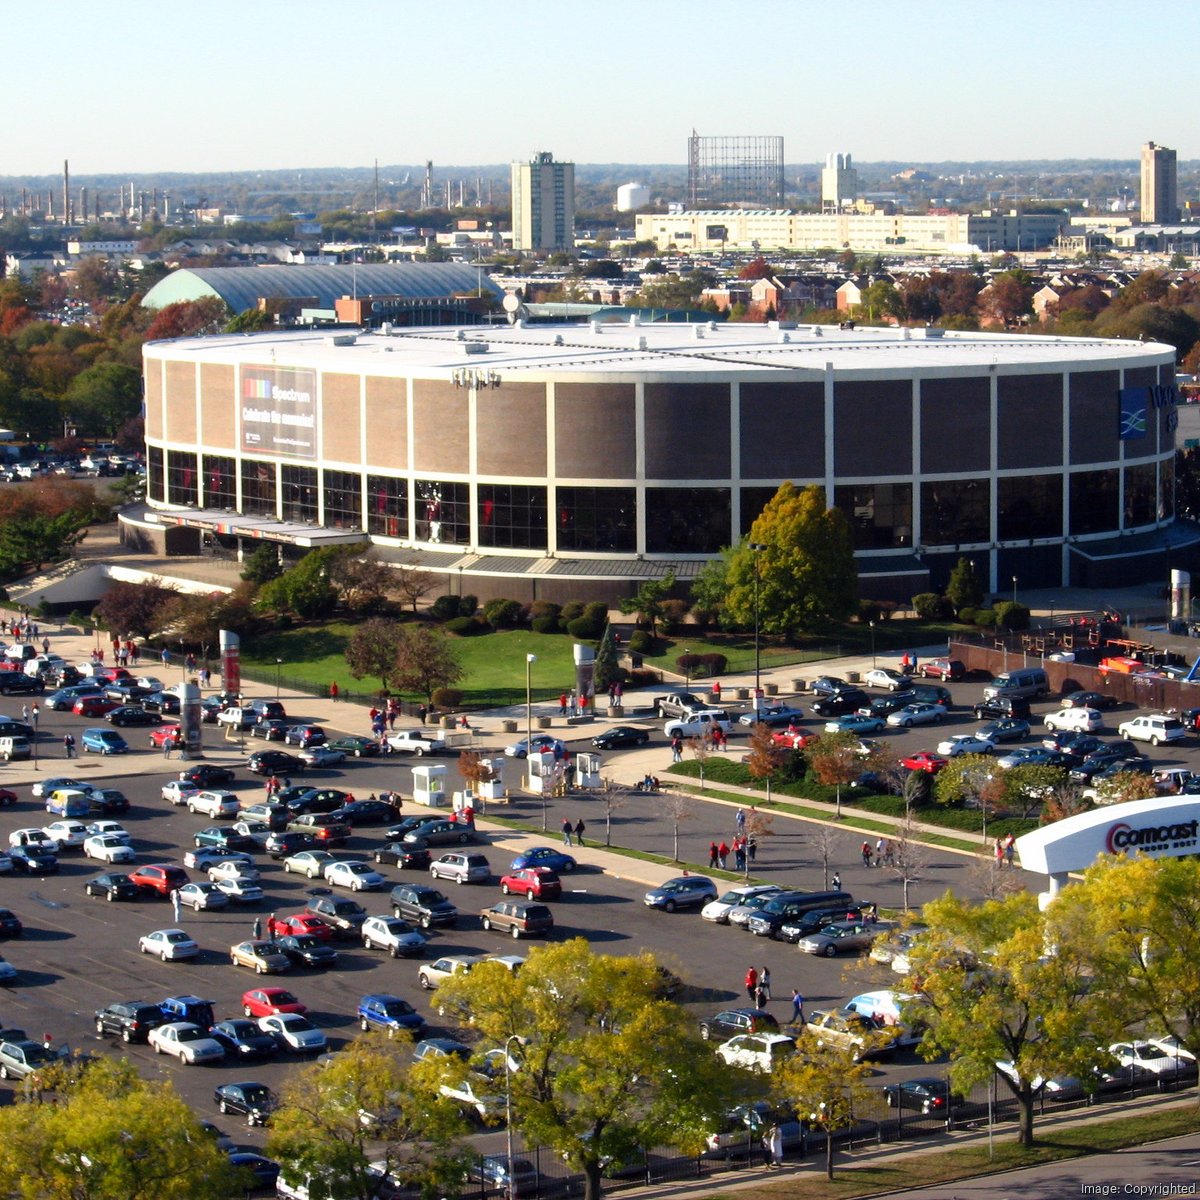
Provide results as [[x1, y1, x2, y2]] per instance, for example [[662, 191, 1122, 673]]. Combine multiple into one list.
[[143, 320, 1172, 379], [140, 263, 503, 312]]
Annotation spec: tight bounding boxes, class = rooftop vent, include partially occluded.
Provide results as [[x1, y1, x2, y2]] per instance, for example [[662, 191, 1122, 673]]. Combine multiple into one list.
[[327, 334, 357, 347], [461, 342, 489, 356]]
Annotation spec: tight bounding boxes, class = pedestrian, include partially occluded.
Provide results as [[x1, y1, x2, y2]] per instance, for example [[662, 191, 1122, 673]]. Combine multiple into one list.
[[831, 871, 841, 890], [559, 692, 568, 716], [62, 734, 74, 758], [267, 912, 276, 940], [561, 818, 573, 846], [162, 735, 172, 759], [161, 647, 169, 666], [765, 1122, 784, 1170], [734, 842, 745, 871], [735, 807, 746, 835], [744, 965, 758, 1004], [30, 703, 38, 723], [861, 841, 872, 868], [1004, 832, 1016, 867], [875, 837, 884, 864], [574, 818, 586, 846], [418, 704, 427, 726], [791, 988, 805, 1025], [41, 638, 48, 655], [883, 839, 895, 867], [911, 653, 919, 673], [754, 979, 767, 1009], [718, 840, 729, 870], [329, 681, 339, 701], [708, 841, 719, 868], [747, 834, 758, 863], [20, 705, 28, 723], [170, 889, 181, 923], [671, 735, 683, 763], [995, 837, 1004, 865], [252, 915, 262, 940], [760, 965, 771, 1001]]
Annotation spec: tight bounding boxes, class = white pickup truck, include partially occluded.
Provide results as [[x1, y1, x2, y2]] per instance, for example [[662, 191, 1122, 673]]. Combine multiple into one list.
[[215, 707, 255, 730], [654, 693, 709, 719], [663, 710, 732, 738], [385, 729, 446, 756]]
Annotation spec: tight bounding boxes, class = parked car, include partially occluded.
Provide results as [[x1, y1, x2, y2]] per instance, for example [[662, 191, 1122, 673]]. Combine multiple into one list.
[[283, 850, 336, 878], [504, 734, 565, 759], [327, 735, 380, 758], [188, 790, 240, 819], [698, 1007, 780, 1042], [715, 1032, 797, 1074], [84, 872, 140, 901], [936, 734, 995, 758], [886, 703, 946, 728], [795, 920, 886, 957], [275, 934, 339, 970], [242, 987, 306, 1018], [417, 955, 483, 991], [883, 1077, 963, 1113], [591, 725, 651, 749], [94, 1001, 165, 1043], [284, 725, 326, 748], [323, 860, 386, 892], [81, 727, 128, 755], [900, 751, 948, 773], [210, 1019, 278, 1061], [361, 916, 428, 958], [246, 750, 306, 777], [1044, 707, 1103, 733], [644, 875, 718, 912], [148, 1022, 225, 1065], [499, 867, 562, 901], [825, 712, 885, 735], [480, 900, 554, 939], [805, 1008, 900, 1060], [180, 763, 237, 788], [430, 852, 490, 885], [737, 704, 806, 728], [258, 1012, 326, 1054], [865, 668, 913, 692], [391, 884, 458, 929], [374, 841, 432, 870], [509, 847, 576, 874], [1118, 714, 1187, 746], [305, 894, 369, 936], [107, 705, 158, 727], [230, 940, 293, 975], [138, 928, 199, 961], [358, 993, 425, 1036], [919, 658, 965, 681], [214, 1080, 278, 1126], [177, 882, 229, 911], [386, 730, 446, 756], [401, 820, 474, 848], [1063, 689, 1119, 711], [128, 864, 190, 897]]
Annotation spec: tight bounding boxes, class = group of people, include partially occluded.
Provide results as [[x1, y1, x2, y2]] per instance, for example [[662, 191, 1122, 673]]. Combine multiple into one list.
[[560, 817, 586, 846], [860, 838, 896, 868], [994, 832, 1017, 867], [264, 774, 293, 798], [605, 682, 624, 706], [708, 835, 756, 871], [744, 964, 772, 1008], [558, 691, 591, 717], [634, 774, 661, 792]]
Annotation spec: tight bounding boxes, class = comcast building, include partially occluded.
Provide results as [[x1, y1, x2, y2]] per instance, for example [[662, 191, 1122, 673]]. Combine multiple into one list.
[[127, 322, 1192, 602]]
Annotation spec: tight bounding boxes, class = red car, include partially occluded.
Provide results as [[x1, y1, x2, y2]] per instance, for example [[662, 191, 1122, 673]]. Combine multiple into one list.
[[241, 987, 307, 1017], [499, 867, 562, 901], [149, 724, 183, 749], [919, 658, 965, 682], [128, 863, 191, 896], [772, 728, 818, 750], [0, 788, 16, 807], [266, 913, 334, 942], [901, 751, 948, 774], [92, 667, 132, 683], [73, 695, 120, 717]]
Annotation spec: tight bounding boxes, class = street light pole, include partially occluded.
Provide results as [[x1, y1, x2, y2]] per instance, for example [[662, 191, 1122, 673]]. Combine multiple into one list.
[[503, 1034, 528, 1200], [1012, 575, 1018, 606], [274, 658, 282, 698], [525, 653, 536, 793], [869, 620, 876, 669], [749, 542, 766, 715]]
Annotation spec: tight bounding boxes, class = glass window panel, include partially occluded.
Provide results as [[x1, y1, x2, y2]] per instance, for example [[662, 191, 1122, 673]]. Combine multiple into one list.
[[366, 475, 408, 538], [1160, 458, 1174, 521], [834, 484, 912, 549], [323, 470, 363, 531], [280, 465, 318, 524], [645, 488, 731, 554], [147, 446, 164, 503], [416, 480, 470, 545], [202, 455, 236, 509], [478, 484, 547, 550], [166, 450, 198, 506], [1069, 469, 1119, 535], [998, 475, 1062, 541], [555, 487, 636, 552], [920, 479, 990, 546], [240, 459, 277, 518], [1124, 463, 1157, 527]]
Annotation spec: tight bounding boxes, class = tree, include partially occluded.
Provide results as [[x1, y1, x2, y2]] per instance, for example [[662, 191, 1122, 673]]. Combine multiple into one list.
[[745, 722, 786, 805], [65, 362, 142, 436], [391, 624, 464, 702], [945, 556, 983, 614], [92, 580, 178, 638], [907, 891, 1118, 1147], [225, 307, 274, 333], [0, 1058, 243, 1200], [887, 814, 930, 911], [1088, 769, 1155, 807], [329, 549, 394, 616], [737, 256, 773, 281], [255, 547, 341, 619], [806, 731, 862, 818], [617, 570, 676, 638], [688, 550, 733, 625], [436, 940, 733, 1200], [932, 754, 994, 808], [660, 787, 694, 861], [597, 776, 631, 847], [858, 280, 904, 323], [723, 484, 856, 638], [144, 297, 228, 341], [266, 1033, 467, 1200], [344, 618, 405, 691], [593, 624, 620, 695], [393, 564, 437, 613], [240, 542, 282, 585], [981, 271, 1034, 327], [0, 508, 90, 576]]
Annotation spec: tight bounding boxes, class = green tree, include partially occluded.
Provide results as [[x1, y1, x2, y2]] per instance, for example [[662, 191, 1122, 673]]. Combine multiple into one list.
[[593, 623, 620, 694], [945, 556, 984, 614], [64, 362, 142, 436], [0, 508, 90, 576], [617, 570, 676, 638], [932, 754, 994, 807], [858, 280, 904, 322], [436, 940, 733, 1200], [266, 1033, 467, 1200], [240, 542, 283, 585], [907, 891, 1118, 1147], [391, 623, 464, 701], [225, 307, 274, 333], [345, 617, 404, 691], [255, 547, 341, 619], [688, 550, 733, 626], [0, 1058, 243, 1200], [724, 484, 856, 637]]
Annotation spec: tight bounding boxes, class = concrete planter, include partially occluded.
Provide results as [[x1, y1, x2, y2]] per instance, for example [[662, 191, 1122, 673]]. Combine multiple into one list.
[[537, 716, 554, 730], [765, 683, 779, 697], [501, 719, 518, 734]]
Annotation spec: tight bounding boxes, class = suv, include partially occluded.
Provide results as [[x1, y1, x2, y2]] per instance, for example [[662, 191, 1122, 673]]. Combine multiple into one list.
[[430, 852, 490, 885], [249, 700, 287, 723], [0, 674, 42, 695], [94, 1001, 166, 1043], [304, 895, 368, 937], [417, 954, 482, 990], [128, 863, 190, 897], [805, 1008, 900, 1060], [698, 1007, 780, 1042], [1118, 714, 1187, 746], [972, 695, 1032, 722], [391, 883, 458, 929], [919, 658, 965, 681], [480, 900, 554, 939], [810, 689, 870, 718]]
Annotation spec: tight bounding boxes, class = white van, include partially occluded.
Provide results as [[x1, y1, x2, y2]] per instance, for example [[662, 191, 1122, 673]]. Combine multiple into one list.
[[0, 737, 31, 762]]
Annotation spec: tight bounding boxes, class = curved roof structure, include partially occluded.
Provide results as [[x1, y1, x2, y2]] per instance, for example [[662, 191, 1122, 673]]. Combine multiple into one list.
[[140, 263, 503, 312]]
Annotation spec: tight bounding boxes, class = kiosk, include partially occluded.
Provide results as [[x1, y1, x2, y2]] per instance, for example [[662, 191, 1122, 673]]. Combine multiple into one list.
[[573, 752, 601, 790], [412, 764, 447, 808], [527, 750, 567, 797]]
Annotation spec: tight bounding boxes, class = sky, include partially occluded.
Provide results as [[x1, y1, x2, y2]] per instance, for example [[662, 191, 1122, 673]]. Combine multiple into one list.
[[4, 0, 1195, 176]]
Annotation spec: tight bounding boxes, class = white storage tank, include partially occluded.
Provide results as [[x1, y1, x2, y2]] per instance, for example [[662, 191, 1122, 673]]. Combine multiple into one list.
[[616, 182, 650, 212]]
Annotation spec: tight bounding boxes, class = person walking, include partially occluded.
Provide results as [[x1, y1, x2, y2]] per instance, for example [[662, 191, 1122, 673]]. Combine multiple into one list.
[[734, 841, 745, 872], [735, 807, 746, 835], [170, 888, 182, 923], [744, 965, 758, 1004], [252, 915, 262, 940], [418, 704, 427, 726], [861, 841, 872, 868], [764, 1122, 784, 1170], [754, 978, 767, 1009], [574, 818, 586, 847], [561, 818, 573, 846], [559, 692, 568, 716], [831, 871, 841, 890], [747, 835, 757, 863], [875, 837, 885, 865], [1004, 832, 1016, 867], [759, 965, 772, 1001], [718, 840, 729, 870], [708, 841, 719, 868], [62, 734, 74, 759], [790, 988, 805, 1025], [162, 735, 173, 759], [671, 735, 683, 764]]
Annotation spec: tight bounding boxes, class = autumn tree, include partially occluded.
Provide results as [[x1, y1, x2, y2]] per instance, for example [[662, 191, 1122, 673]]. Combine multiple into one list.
[[344, 618, 405, 691], [745, 722, 786, 804], [436, 940, 733, 1200], [723, 484, 857, 638], [737, 256, 773, 281], [393, 564, 437, 613], [329, 549, 394, 616], [980, 271, 1035, 327], [143, 296, 229, 341], [806, 730, 862, 817], [92, 580, 178, 637], [391, 624, 464, 701], [1088, 769, 1155, 807]]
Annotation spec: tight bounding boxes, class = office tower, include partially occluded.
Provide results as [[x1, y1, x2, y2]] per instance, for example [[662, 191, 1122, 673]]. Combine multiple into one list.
[[821, 152, 859, 212], [1141, 141, 1179, 223], [511, 152, 575, 251]]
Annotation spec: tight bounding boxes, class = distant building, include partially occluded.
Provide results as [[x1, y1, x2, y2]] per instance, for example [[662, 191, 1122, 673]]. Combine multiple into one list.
[[821, 152, 858, 212], [511, 152, 575, 252], [1140, 141, 1179, 224], [687, 132, 785, 208], [616, 182, 650, 212]]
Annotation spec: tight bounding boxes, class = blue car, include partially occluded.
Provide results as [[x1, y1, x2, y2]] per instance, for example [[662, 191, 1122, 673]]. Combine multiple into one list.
[[82, 727, 128, 755], [357, 993, 425, 1036], [509, 846, 577, 874]]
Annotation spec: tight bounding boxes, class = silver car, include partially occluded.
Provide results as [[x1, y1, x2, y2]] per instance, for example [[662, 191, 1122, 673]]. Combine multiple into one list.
[[886, 703, 946, 728], [429, 852, 491, 885]]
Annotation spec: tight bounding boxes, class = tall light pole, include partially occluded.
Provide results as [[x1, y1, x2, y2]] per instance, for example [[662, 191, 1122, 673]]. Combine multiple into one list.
[[749, 542, 766, 714], [869, 619, 876, 669], [525, 653, 536, 793], [682, 647, 691, 694], [503, 1034, 528, 1200], [274, 658, 282, 698], [1012, 575, 1018, 606]]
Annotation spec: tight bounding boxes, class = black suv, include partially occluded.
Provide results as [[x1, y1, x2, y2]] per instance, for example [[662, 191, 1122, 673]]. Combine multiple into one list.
[[811, 689, 870, 718], [179, 763, 236, 788], [698, 1007, 780, 1041], [94, 1001, 166, 1043], [0, 674, 42, 695], [305, 894, 368, 936], [390, 883, 458, 929], [777, 905, 865, 944], [972, 695, 1031, 721], [909, 683, 953, 708], [856, 694, 915, 720]]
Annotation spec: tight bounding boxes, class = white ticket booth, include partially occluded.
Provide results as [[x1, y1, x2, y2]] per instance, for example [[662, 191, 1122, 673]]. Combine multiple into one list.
[[477, 758, 507, 802], [527, 750, 565, 797], [412, 763, 447, 808], [573, 752, 602, 790]]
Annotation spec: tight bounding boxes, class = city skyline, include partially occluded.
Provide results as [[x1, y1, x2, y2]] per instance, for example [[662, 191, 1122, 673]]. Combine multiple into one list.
[[5, 0, 1194, 177]]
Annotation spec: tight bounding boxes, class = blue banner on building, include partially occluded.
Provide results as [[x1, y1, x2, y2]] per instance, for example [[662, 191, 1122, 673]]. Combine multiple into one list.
[[1119, 387, 1148, 440]]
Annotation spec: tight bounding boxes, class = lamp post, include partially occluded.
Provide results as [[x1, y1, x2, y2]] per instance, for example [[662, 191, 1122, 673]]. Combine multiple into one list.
[[1012, 575, 1018, 606], [682, 648, 690, 694], [525, 653, 536, 794], [274, 658, 282, 698], [503, 1034, 528, 1200], [869, 620, 876, 670], [749, 542, 766, 714], [31, 704, 38, 770]]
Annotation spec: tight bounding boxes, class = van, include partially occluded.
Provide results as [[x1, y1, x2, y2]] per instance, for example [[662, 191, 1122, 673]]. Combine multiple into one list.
[[248, 699, 287, 723], [0, 737, 30, 762], [3, 644, 36, 663], [746, 890, 854, 938], [983, 668, 1049, 701]]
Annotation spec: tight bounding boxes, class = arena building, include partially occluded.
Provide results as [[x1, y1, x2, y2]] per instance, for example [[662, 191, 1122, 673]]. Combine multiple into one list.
[[124, 321, 1194, 604]]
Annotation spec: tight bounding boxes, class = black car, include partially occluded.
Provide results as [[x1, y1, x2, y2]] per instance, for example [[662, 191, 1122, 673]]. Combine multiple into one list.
[[85, 872, 140, 901], [856, 694, 915, 720], [374, 841, 432, 870], [214, 1081, 278, 1126], [104, 682, 144, 703], [251, 720, 289, 742], [909, 683, 953, 708], [246, 750, 306, 777], [810, 689, 870, 718], [883, 1077, 964, 1113], [327, 735, 380, 758], [697, 1007, 780, 1041], [228, 1153, 281, 1191], [106, 706, 158, 727], [210, 1019, 278, 1060], [973, 696, 1032, 721], [180, 763, 236, 788], [275, 934, 339, 969], [777, 904, 866, 944], [390, 883, 458, 929], [591, 725, 651, 750], [0, 674, 42, 695], [976, 717, 1030, 744], [335, 799, 396, 826], [264, 831, 317, 859], [285, 788, 352, 815], [809, 676, 850, 696], [0, 908, 21, 938], [1042, 732, 1106, 758], [46, 685, 98, 710], [141, 692, 182, 716], [283, 724, 326, 747], [94, 1001, 166, 1043], [87, 787, 131, 815], [194, 826, 257, 853], [1063, 689, 1119, 711], [385, 815, 448, 841], [10, 845, 57, 874]]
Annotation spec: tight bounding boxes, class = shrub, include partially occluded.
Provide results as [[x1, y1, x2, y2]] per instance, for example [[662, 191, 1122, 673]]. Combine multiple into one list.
[[628, 630, 652, 654], [995, 600, 1031, 631], [430, 595, 460, 621], [582, 600, 608, 626], [627, 667, 660, 689], [912, 592, 951, 620], [659, 598, 689, 635], [529, 600, 561, 623], [566, 616, 601, 640], [676, 652, 705, 677], [858, 599, 884, 623], [973, 607, 997, 628], [431, 687, 463, 707], [560, 601, 585, 625], [701, 652, 727, 676], [483, 598, 523, 628], [876, 601, 898, 621], [957, 607, 977, 626], [444, 616, 486, 636], [531, 615, 561, 635], [458, 595, 478, 618]]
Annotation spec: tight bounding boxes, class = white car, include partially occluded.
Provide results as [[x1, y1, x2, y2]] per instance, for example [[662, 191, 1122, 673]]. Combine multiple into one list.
[[184, 847, 252, 871], [300, 746, 346, 768], [865, 668, 913, 692], [42, 820, 88, 849], [161, 780, 200, 805], [31, 777, 88, 799], [886, 703, 947, 728], [1043, 707, 1102, 733], [232, 820, 273, 849], [1109, 1040, 1192, 1077], [8, 828, 59, 853], [83, 833, 136, 864], [1147, 1036, 1198, 1066], [714, 1033, 798, 1074], [148, 1022, 225, 1065], [324, 860, 385, 892], [138, 928, 199, 961], [214, 877, 266, 904], [935, 734, 996, 758], [361, 915, 428, 958], [258, 1013, 326, 1054], [208, 859, 261, 885], [701, 884, 783, 924], [136, 676, 167, 692], [177, 882, 230, 911], [188, 790, 240, 818], [85, 820, 130, 844]]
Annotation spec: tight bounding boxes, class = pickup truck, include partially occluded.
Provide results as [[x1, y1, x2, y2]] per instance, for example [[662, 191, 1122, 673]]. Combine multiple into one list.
[[663, 710, 732, 738], [216, 708, 255, 730], [653, 693, 709, 719], [385, 730, 446, 756]]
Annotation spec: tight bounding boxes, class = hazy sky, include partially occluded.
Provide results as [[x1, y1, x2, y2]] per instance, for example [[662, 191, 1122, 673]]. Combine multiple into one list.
[[6, 0, 1194, 175]]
